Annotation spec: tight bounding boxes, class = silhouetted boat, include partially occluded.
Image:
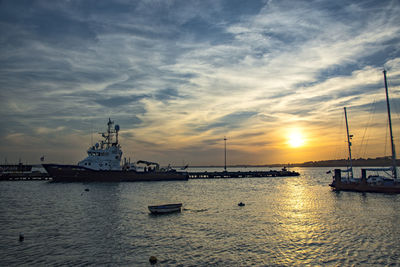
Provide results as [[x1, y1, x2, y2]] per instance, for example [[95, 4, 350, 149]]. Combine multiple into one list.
[[148, 203, 182, 214], [330, 71, 400, 193]]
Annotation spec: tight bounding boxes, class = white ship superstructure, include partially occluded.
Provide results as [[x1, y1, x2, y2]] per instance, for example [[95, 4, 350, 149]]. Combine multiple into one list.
[[78, 118, 123, 170]]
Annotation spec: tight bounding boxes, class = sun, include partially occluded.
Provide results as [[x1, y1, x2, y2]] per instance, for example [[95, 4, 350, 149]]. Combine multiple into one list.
[[288, 131, 305, 148]]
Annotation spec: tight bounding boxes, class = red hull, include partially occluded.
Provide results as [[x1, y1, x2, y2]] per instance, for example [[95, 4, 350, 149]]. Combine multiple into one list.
[[330, 169, 400, 193], [330, 181, 400, 193], [43, 164, 188, 182]]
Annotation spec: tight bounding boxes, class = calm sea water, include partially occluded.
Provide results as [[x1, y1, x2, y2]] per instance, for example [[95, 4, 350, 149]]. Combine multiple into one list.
[[1, 167, 400, 266]]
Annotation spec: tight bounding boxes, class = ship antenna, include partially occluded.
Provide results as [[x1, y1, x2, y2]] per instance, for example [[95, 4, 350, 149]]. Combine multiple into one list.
[[115, 124, 120, 145], [383, 70, 397, 179], [106, 118, 113, 148], [90, 121, 93, 146]]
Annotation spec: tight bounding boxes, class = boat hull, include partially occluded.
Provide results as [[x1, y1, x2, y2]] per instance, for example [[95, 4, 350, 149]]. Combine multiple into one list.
[[148, 203, 182, 214], [330, 169, 400, 193], [330, 181, 400, 193], [43, 164, 189, 182]]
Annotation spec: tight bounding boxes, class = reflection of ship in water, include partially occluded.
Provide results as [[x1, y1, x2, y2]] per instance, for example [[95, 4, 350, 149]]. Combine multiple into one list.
[[330, 71, 400, 193], [43, 118, 188, 182]]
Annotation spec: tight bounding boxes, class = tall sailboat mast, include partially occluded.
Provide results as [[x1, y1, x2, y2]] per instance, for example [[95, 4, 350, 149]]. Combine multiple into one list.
[[224, 136, 227, 172], [344, 107, 353, 179], [383, 70, 397, 179]]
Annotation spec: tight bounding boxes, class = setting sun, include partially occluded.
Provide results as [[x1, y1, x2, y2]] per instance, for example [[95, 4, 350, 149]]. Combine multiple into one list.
[[288, 130, 305, 148]]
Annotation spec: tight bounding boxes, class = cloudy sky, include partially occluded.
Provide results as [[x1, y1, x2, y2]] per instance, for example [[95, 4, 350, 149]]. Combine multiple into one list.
[[1, 0, 400, 166]]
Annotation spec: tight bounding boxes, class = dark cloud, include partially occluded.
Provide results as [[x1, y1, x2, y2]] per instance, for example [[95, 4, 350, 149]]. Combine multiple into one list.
[[95, 94, 150, 108], [154, 88, 185, 102], [113, 116, 143, 129], [268, 91, 293, 99], [0, 1, 98, 49], [235, 132, 265, 139], [180, 16, 234, 45], [201, 138, 224, 146], [195, 111, 258, 133], [353, 97, 400, 114]]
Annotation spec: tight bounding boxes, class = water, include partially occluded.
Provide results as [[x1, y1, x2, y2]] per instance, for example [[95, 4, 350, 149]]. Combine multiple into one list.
[[1, 167, 400, 266]]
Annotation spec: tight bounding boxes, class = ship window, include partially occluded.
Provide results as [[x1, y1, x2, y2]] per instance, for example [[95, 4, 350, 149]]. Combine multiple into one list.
[[84, 163, 87, 165], [88, 163, 91, 165], [115, 156, 119, 159]]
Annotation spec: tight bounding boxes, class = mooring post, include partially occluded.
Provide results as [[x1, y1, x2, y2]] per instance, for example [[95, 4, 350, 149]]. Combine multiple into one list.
[[334, 169, 341, 183], [361, 169, 367, 182]]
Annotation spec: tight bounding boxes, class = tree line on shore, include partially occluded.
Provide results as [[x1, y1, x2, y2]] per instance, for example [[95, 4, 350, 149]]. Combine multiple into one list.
[[203, 156, 399, 168], [270, 156, 399, 168]]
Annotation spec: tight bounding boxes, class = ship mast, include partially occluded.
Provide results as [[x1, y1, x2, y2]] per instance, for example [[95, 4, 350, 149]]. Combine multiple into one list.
[[383, 70, 397, 179], [224, 136, 227, 172], [101, 118, 114, 149], [344, 107, 353, 179]]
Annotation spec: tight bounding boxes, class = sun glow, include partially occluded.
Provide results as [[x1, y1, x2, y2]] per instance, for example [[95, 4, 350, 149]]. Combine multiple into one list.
[[288, 130, 305, 148]]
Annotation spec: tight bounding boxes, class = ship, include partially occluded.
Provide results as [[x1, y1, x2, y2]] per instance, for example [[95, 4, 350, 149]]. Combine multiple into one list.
[[43, 119, 188, 182], [329, 70, 400, 193]]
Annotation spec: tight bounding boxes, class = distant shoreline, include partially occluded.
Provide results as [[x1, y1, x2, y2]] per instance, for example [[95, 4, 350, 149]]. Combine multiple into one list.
[[185, 157, 399, 168]]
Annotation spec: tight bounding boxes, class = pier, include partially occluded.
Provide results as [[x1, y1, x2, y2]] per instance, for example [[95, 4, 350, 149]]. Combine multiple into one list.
[[188, 169, 299, 179], [0, 172, 51, 181], [0, 164, 51, 181], [1, 164, 299, 181]]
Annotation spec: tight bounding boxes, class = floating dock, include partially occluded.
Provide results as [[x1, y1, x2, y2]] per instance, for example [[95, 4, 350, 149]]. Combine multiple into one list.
[[188, 169, 300, 179]]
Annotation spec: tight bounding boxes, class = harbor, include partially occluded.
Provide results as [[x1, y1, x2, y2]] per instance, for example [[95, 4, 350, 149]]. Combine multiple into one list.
[[2, 167, 400, 266]]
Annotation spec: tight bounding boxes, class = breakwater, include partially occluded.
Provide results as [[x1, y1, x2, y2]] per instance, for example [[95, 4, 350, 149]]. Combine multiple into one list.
[[1, 165, 299, 181], [188, 169, 299, 179]]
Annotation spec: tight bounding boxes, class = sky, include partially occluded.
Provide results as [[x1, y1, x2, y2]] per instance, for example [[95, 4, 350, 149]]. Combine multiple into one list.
[[1, 0, 400, 166]]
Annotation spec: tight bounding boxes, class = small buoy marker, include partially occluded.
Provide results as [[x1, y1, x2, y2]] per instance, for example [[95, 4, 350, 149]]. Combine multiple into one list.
[[149, 256, 157, 265], [19, 233, 24, 242]]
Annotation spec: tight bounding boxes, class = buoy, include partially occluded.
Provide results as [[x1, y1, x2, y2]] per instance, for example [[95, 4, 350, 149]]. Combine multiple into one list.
[[238, 202, 245, 207], [149, 256, 157, 265], [85, 188, 90, 192], [19, 233, 24, 242]]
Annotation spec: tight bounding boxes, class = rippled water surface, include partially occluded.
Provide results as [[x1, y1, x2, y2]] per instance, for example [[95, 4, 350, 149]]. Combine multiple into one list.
[[1, 167, 400, 266]]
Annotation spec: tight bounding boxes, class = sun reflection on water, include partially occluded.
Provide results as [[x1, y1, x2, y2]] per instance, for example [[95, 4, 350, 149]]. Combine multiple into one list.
[[272, 176, 330, 265]]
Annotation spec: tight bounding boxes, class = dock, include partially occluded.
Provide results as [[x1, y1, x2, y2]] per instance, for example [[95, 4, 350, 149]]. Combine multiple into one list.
[[1, 164, 300, 181], [188, 169, 299, 179], [0, 173, 51, 181], [0, 164, 51, 181]]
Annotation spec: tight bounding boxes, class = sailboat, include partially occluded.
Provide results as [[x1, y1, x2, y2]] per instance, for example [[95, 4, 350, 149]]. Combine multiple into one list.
[[330, 70, 400, 193]]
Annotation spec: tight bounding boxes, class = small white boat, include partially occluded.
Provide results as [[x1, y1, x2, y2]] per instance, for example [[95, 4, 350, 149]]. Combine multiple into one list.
[[148, 203, 182, 214]]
